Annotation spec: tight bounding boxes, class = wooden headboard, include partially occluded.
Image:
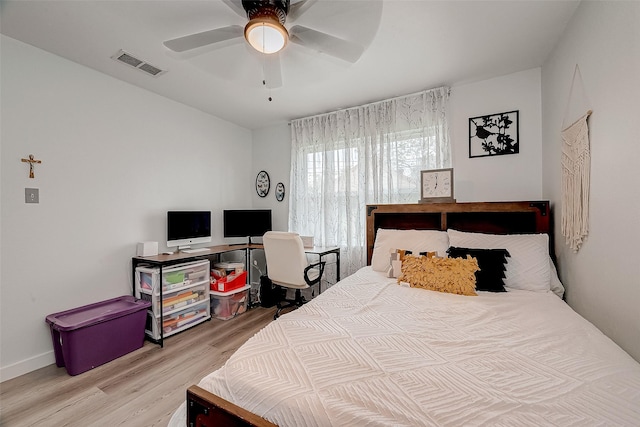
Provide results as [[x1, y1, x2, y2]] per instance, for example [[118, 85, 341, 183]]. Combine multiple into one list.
[[366, 201, 551, 265]]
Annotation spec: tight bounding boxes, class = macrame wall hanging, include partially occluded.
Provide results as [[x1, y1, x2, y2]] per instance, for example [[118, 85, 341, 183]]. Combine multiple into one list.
[[561, 64, 592, 252]]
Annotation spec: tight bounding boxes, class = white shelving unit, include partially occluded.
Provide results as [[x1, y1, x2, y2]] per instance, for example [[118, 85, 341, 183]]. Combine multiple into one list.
[[135, 259, 210, 342]]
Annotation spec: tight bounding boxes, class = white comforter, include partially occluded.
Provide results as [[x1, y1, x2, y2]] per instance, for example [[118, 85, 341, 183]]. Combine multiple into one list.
[[171, 267, 640, 426]]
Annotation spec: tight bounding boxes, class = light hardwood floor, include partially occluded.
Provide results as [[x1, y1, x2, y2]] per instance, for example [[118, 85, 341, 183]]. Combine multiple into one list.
[[0, 306, 276, 426]]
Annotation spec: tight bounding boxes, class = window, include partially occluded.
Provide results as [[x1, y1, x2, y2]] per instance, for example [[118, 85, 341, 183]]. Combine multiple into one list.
[[290, 87, 451, 277]]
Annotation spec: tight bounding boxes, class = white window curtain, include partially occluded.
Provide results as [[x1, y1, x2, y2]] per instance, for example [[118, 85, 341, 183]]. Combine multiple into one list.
[[289, 86, 451, 279]]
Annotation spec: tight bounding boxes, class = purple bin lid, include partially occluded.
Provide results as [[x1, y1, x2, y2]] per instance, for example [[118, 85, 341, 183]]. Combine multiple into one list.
[[45, 295, 151, 331]]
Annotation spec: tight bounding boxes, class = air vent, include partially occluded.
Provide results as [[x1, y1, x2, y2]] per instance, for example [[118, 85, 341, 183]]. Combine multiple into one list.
[[111, 50, 166, 77], [138, 63, 163, 76]]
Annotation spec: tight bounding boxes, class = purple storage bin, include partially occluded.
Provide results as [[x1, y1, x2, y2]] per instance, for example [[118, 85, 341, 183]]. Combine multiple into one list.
[[45, 295, 151, 376]]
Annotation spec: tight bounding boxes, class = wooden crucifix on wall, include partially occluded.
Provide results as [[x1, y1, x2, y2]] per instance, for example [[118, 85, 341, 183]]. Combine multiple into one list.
[[21, 154, 42, 178]]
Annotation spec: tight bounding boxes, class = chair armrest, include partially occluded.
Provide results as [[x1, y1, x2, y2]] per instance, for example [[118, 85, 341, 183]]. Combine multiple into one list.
[[304, 261, 325, 286]]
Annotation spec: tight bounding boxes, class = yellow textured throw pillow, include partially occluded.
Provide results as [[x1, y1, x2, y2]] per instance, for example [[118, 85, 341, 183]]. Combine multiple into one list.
[[399, 255, 479, 296]]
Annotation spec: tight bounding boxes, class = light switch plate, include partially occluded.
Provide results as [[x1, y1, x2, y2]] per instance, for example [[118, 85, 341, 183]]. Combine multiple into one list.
[[25, 188, 39, 203]]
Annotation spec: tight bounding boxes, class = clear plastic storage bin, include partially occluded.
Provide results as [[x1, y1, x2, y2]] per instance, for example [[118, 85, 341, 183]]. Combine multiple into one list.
[[135, 260, 211, 340], [210, 285, 250, 320]]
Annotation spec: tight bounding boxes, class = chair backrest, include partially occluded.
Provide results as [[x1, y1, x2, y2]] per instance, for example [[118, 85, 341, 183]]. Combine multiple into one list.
[[263, 231, 309, 288]]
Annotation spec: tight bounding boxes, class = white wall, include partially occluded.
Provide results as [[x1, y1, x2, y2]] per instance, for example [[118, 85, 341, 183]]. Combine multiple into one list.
[[0, 36, 253, 381], [251, 124, 291, 232], [246, 125, 292, 280], [450, 68, 543, 202], [541, 1, 640, 361]]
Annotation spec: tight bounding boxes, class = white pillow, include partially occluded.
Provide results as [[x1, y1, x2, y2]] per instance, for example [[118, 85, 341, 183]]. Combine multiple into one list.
[[549, 259, 565, 298], [447, 229, 551, 292], [371, 229, 449, 272]]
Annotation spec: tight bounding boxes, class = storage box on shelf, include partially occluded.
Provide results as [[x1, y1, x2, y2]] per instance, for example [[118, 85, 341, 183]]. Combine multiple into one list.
[[210, 285, 250, 320], [212, 261, 245, 273], [146, 299, 210, 340], [211, 270, 247, 293], [135, 259, 211, 340], [211, 262, 243, 280]]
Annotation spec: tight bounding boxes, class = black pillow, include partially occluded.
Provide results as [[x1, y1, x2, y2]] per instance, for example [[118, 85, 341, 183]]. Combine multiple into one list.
[[447, 247, 510, 292], [398, 250, 432, 257]]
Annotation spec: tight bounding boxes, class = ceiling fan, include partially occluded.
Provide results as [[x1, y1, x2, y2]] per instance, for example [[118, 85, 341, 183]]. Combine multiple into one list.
[[163, 0, 374, 88]]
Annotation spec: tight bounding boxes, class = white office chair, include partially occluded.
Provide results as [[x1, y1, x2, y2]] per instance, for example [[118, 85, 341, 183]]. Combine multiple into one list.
[[263, 231, 325, 319]]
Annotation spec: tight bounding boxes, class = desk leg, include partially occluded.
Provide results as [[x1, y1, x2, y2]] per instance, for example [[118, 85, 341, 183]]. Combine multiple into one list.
[[317, 250, 340, 293], [319, 254, 324, 294], [159, 265, 164, 348], [311, 253, 325, 295], [245, 247, 250, 294]]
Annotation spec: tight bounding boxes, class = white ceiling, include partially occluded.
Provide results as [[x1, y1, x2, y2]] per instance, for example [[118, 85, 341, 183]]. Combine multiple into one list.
[[1, 0, 579, 130]]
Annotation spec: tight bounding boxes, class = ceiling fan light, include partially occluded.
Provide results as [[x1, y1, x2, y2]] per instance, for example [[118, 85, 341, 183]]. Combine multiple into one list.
[[245, 18, 288, 54]]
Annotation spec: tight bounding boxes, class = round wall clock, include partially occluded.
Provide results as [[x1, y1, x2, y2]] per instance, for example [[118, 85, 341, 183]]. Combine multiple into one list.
[[255, 170, 270, 197], [275, 182, 285, 202]]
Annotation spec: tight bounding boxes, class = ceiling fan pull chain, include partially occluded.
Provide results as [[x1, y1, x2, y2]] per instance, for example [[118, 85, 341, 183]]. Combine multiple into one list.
[[263, 77, 273, 101], [260, 34, 273, 102]]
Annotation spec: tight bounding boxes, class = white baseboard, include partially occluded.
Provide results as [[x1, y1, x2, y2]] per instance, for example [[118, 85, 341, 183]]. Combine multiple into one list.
[[0, 350, 55, 383]]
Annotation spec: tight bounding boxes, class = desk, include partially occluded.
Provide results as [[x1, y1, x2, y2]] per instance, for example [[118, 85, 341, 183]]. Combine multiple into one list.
[[132, 244, 264, 286], [304, 246, 341, 292], [132, 244, 341, 345], [132, 244, 261, 347], [132, 244, 263, 266]]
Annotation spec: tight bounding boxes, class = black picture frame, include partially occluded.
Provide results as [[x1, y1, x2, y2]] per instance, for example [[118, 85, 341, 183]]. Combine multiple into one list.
[[469, 110, 519, 158]]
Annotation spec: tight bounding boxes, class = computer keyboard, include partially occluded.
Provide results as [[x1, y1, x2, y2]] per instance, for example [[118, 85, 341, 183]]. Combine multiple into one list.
[[182, 248, 209, 254]]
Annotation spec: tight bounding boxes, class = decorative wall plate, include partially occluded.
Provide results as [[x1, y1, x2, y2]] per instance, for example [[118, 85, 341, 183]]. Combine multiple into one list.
[[275, 182, 285, 202], [256, 170, 270, 197]]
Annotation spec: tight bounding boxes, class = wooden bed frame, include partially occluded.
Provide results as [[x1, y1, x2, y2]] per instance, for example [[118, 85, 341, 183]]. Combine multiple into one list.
[[187, 385, 277, 427], [186, 200, 552, 427]]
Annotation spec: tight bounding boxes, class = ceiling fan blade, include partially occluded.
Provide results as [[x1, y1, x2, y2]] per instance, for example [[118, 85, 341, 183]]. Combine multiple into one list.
[[164, 25, 243, 52], [262, 54, 283, 89], [289, 25, 364, 63], [288, 0, 318, 21], [221, 0, 247, 19]]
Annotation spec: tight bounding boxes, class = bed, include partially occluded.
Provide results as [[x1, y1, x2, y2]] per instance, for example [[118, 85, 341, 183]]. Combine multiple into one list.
[[170, 201, 640, 426]]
